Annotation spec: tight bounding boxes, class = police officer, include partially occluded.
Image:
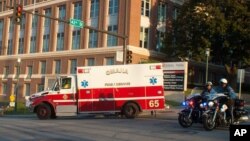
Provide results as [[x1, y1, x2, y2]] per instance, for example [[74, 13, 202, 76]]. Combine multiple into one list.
[[216, 78, 237, 124], [216, 78, 237, 99], [201, 81, 216, 99]]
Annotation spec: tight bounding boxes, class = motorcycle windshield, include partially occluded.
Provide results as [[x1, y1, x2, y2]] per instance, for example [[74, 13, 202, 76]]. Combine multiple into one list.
[[205, 93, 227, 100]]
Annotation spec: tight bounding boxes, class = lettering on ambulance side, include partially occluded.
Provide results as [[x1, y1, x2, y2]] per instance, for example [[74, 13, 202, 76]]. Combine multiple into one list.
[[105, 82, 130, 86], [106, 68, 128, 75], [149, 100, 160, 108]]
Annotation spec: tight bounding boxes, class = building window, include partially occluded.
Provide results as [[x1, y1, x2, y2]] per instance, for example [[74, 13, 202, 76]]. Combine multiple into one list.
[[141, 0, 150, 17], [156, 31, 165, 52], [105, 57, 115, 65], [2, 83, 7, 95], [7, 39, 13, 55], [0, 2, 2, 12], [107, 25, 118, 47], [30, 36, 36, 53], [158, 2, 167, 22], [74, 2, 82, 19], [37, 84, 44, 92], [57, 33, 64, 51], [54, 60, 61, 74], [109, 0, 118, 15], [20, 14, 26, 30], [3, 66, 9, 79], [70, 59, 77, 74], [140, 27, 149, 48], [9, 0, 13, 7], [86, 58, 95, 66], [14, 66, 20, 79], [90, 0, 99, 18], [57, 5, 66, 51], [89, 30, 98, 48], [32, 12, 38, 29], [44, 8, 51, 27], [59, 5, 66, 19], [173, 7, 179, 20], [18, 38, 24, 54], [9, 18, 14, 33], [72, 30, 80, 50], [26, 66, 33, 79], [0, 19, 3, 55], [23, 0, 28, 6], [40, 61, 46, 74], [0, 41, 2, 55], [3, 1, 6, 11], [43, 35, 50, 52], [25, 83, 30, 96]]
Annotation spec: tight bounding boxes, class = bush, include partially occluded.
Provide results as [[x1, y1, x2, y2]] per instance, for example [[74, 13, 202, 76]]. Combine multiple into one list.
[[3, 102, 31, 115]]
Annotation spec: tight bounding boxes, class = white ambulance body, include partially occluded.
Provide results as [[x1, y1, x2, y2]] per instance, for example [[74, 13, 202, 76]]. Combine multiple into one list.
[[27, 63, 165, 120]]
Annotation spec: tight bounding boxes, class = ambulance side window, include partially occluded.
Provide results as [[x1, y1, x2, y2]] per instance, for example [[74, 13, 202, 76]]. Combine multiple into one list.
[[62, 78, 71, 89]]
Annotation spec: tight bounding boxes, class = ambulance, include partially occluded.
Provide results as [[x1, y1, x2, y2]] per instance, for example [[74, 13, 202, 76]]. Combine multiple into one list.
[[27, 63, 165, 120]]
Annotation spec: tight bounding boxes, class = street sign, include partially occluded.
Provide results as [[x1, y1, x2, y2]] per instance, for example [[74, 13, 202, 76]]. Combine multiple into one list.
[[9, 102, 15, 107], [10, 95, 15, 102], [69, 18, 84, 28], [237, 69, 245, 83], [116, 51, 123, 62]]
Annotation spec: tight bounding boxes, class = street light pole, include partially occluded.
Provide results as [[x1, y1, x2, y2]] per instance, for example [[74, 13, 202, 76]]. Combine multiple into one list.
[[205, 48, 210, 83], [14, 58, 21, 112]]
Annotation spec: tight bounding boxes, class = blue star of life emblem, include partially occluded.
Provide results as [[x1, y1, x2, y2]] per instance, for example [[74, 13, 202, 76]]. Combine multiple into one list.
[[81, 80, 89, 88], [150, 77, 157, 85]]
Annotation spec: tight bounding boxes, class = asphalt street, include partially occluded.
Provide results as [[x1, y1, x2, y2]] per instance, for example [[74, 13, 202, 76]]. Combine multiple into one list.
[[1, 111, 248, 141]]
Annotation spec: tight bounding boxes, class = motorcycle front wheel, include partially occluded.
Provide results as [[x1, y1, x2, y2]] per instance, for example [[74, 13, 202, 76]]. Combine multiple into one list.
[[203, 113, 216, 131], [178, 113, 193, 128]]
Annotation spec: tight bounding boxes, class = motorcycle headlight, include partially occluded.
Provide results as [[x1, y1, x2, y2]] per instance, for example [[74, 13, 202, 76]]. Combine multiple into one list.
[[200, 102, 207, 108], [200, 103, 203, 108], [220, 104, 228, 112], [208, 101, 214, 107]]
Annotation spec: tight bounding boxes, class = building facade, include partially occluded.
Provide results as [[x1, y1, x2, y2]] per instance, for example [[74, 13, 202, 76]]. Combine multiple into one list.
[[0, 0, 183, 101]]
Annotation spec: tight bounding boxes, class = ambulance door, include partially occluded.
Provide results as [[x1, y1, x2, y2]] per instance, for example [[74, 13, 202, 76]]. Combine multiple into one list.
[[55, 77, 77, 116], [92, 88, 115, 112]]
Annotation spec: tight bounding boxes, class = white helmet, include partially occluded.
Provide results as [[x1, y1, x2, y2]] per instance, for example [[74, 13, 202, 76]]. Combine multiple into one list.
[[206, 81, 213, 86], [220, 78, 228, 84]]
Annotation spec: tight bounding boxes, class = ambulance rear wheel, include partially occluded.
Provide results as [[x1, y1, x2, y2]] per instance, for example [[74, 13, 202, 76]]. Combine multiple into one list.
[[36, 104, 51, 120], [123, 103, 139, 119]]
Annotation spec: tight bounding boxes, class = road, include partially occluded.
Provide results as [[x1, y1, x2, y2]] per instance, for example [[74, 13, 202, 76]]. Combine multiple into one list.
[[0, 114, 239, 141]]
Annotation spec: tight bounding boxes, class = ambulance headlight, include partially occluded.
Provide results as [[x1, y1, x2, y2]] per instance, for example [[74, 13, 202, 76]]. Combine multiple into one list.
[[208, 101, 214, 107]]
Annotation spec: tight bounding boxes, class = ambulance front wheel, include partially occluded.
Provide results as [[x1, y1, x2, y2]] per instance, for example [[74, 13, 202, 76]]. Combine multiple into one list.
[[123, 103, 139, 119], [36, 103, 52, 120]]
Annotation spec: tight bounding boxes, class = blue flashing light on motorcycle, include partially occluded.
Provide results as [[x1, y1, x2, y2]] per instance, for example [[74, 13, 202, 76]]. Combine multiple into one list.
[[203, 102, 207, 106], [182, 101, 186, 106]]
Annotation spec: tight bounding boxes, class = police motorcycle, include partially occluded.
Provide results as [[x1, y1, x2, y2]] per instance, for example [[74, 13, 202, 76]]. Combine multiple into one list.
[[202, 92, 249, 131], [178, 87, 208, 128]]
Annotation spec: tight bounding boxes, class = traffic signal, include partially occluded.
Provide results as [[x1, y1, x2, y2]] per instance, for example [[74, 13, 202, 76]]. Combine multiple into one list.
[[13, 4, 23, 25], [126, 50, 132, 64]]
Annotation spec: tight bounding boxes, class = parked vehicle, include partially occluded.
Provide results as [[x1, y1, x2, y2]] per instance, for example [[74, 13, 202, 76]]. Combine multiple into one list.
[[202, 93, 249, 131], [26, 63, 165, 120], [178, 87, 207, 128]]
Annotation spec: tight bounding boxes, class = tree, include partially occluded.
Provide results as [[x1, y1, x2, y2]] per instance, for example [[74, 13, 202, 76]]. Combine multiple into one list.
[[165, 0, 250, 68]]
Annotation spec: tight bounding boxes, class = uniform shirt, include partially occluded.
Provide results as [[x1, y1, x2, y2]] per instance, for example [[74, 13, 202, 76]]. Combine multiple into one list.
[[215, 85, 237, 99], [201, 88, 217, 99]]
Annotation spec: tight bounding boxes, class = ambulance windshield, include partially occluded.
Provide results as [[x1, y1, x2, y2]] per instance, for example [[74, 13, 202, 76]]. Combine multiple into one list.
[[51, 79, 60, 91]]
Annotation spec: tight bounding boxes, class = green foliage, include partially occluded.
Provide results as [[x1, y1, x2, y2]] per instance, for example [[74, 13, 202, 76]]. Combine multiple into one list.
[[138, 59, 160, 64], [165, 100, 181, 107], [1, 102, 30, 115], [165, 0, 250, 68]]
